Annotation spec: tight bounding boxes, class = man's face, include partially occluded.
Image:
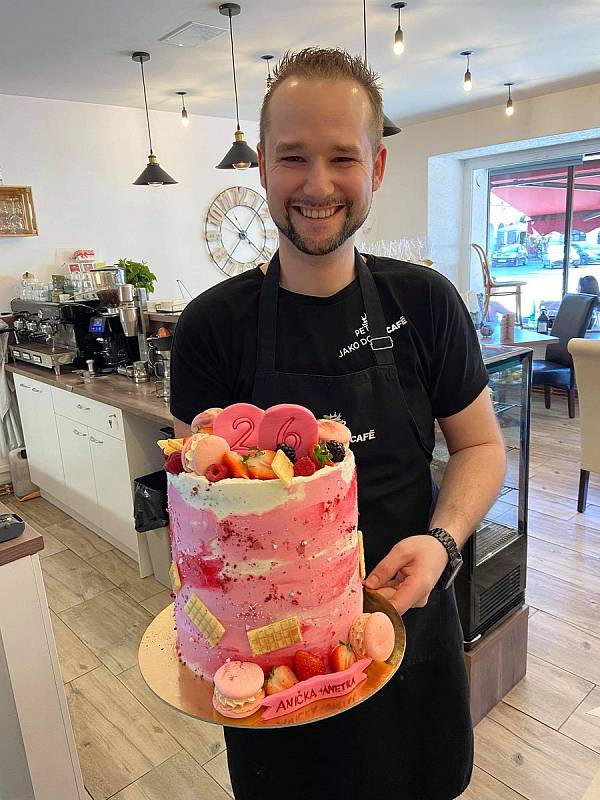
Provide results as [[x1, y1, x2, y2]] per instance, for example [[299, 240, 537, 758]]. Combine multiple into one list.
[[258, 78, 386, 257]]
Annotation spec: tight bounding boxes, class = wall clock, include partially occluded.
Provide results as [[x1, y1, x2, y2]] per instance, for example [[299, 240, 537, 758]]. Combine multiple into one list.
[[204, 186, 278, 276]]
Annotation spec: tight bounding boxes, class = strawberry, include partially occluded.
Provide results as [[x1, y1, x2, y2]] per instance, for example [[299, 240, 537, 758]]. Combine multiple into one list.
[[329, 641, 356, 672], [223, 450, 250, 479], [264, 665, 299, 696], [245, 449, 277, 480], [293, 650, 326, 682], [164, 451, 184, 474], [294, 456, 316, 477], [205, 463, 230, 482]]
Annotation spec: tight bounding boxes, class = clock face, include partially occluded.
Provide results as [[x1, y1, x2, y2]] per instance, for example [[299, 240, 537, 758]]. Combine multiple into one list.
[[204, 187, 279, 277]]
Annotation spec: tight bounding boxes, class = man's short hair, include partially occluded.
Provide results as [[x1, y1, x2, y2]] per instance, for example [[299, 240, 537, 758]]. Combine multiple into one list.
[[259, 47, 384, 159]]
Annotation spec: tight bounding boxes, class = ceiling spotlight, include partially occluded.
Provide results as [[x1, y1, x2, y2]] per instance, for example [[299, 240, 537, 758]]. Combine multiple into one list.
[[504, 82, 514, 116], [131, 52, 177, 186], [176, 91, 189, 127], [461, 50, 473, 92], [216, 4, 258, 169], [262, 54, 275, 92], [391, 3, 406, 55]]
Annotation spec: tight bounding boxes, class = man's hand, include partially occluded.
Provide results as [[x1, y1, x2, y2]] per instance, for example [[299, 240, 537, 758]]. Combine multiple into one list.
[[363, 535, 449, 615]]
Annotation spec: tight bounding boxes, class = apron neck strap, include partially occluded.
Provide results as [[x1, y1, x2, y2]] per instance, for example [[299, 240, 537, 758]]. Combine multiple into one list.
[[256, 248, 395, 371]]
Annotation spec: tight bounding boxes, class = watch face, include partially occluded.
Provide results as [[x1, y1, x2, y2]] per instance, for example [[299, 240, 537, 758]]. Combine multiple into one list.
[[204, 186, 279, 277]]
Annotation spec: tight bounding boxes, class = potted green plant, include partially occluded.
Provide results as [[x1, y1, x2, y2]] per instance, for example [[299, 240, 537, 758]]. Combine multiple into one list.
[[117, 258, 157, 294]]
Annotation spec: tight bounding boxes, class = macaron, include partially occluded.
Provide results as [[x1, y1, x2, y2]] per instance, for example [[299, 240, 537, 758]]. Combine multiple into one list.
[[349, 612, 395, 662], [181, 433, 230, 476], [212, 661, 265, 719], [191, 407, 224, 433], [317, 419, 352, 446]]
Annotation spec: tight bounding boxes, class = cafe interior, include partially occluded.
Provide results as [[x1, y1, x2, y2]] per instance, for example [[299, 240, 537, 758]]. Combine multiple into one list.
[[1, 2, 600, 799]]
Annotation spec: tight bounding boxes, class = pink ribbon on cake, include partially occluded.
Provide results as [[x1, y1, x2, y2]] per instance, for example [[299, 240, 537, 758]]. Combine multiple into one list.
[[260, 658, 372, 720]]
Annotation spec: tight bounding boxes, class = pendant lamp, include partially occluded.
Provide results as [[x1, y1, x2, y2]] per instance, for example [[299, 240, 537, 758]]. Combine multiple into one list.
[[262, 54, 275, 92], [391, 2, 406, 55], [362, 0, 401, 137], [461, 51, 473, 92], [177, 91, 190, 127], [132, 52, 177, 186], [504, 82, 514, 116], [216, 3, 258, 169]]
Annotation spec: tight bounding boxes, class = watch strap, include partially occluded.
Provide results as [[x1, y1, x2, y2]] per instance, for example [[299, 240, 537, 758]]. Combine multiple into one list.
[[424, 527, 463, 590]]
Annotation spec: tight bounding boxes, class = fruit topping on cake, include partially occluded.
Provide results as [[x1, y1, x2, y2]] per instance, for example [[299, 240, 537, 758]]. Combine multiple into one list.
[[293, 456, 316, 477], [329, 641, 357, 672], [265, 665, 299, 696], [222, 449, 250, 478], [293, 650, 327, 681], [271, 449, 294, 486], [164, 451, 184, 474], [244, 449, 277, 480], [205, 463, 231, 482]]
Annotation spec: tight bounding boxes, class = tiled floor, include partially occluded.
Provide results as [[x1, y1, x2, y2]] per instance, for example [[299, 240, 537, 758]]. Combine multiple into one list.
[[6, 392, 600, 799]]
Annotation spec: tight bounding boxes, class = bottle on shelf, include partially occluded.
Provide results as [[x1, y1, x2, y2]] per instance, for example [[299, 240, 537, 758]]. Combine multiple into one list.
[[537, 306, 549, 334]]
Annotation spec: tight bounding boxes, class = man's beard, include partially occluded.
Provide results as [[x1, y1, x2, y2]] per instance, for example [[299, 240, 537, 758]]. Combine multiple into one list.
[[272, 198, 371, 256]]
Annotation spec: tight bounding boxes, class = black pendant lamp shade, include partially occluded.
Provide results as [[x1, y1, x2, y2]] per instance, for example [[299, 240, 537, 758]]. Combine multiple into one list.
[[132, 52, 177, 186], [216, 3, 258, 169], [383, 113, 402, 137], [362, 0, 401, 137]]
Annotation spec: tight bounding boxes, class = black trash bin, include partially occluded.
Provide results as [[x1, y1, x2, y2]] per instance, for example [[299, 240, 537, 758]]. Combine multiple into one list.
[[133, 470, 171, 587]]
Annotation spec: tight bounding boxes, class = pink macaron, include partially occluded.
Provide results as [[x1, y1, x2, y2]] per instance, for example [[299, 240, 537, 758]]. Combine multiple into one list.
[[181, 433, 230, 476], [349, 612, 395, 662], [212, 661, 265, 719], [317, 419, 352, 447], [190, 407, 224, 434]]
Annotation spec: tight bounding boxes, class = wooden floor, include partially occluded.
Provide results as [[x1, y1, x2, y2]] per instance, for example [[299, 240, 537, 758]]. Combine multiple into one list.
[[6, 392, 600, 800]]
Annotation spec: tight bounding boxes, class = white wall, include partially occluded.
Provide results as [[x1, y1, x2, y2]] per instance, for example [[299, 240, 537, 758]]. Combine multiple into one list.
[[0, 93, 264, 310], [377, 82, 600, 290]]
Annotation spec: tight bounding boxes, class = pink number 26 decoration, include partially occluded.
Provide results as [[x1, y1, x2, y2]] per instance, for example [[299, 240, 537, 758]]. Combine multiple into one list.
[[257, 404, 318, 458], [212, 404, 265, 453]]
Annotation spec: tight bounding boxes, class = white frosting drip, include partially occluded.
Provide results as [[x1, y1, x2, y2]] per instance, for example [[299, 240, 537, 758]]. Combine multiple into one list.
[[169, 450, 355, 519]]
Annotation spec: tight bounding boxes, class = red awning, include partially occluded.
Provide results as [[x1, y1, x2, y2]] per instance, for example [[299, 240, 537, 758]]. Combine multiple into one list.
[[491, 164, 600, 235]]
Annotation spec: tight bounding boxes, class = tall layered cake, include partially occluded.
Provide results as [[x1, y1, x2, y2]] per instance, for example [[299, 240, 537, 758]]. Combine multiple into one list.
[[158, 403, 394, 720]]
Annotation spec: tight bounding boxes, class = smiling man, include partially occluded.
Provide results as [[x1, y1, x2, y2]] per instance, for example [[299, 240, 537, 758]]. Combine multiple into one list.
[[171, 48, 505, 800]]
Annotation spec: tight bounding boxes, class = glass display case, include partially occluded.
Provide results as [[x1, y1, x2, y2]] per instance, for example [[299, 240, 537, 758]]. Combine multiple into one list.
[[431, 345, 532, 648]]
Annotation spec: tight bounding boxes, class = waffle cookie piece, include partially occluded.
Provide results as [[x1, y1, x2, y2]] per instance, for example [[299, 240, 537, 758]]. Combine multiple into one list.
[[169, 561, 182, 593], [357, 529, 366, 580], [184, 593, 225, 647], [247, 616, 302, 656]]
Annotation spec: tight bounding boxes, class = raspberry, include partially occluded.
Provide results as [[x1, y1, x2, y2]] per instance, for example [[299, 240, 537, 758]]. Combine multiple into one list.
[[164, 451, 184, 474], [293, 456, 316, 477], [276, 443, 297, 463], [205, 463, 231, 482], [325, 440, 345, 463]]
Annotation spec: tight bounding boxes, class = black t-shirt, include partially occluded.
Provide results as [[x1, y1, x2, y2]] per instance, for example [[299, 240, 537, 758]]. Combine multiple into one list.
[[170, 256, 488, 456]]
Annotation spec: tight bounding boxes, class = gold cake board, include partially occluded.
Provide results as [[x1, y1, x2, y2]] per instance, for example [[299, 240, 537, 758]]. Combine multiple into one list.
[[138, 588, 406, 729]]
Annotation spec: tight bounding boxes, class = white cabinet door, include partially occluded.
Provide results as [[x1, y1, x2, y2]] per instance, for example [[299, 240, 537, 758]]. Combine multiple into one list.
[[88, 426, 137, 553], [54, 415, 97, 521], [14, 378, 66, 502]]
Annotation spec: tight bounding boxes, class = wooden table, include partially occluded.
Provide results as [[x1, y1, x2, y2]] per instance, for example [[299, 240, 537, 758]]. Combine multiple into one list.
[[0, 504, 86, 799], [480, 327, 559, 360]]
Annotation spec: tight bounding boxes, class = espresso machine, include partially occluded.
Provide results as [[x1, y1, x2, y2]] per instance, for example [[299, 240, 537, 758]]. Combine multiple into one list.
[[9, 267, 150, 375]]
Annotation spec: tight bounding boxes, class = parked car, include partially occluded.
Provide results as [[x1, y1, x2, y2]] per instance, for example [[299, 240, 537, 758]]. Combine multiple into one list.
[[542, 244, 581, 269], [491, 244, 528, 267], [572, 242, 600, 265]]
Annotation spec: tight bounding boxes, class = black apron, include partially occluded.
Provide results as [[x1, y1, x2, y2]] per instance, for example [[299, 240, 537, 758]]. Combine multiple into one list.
[[225, 249, 473, 800]]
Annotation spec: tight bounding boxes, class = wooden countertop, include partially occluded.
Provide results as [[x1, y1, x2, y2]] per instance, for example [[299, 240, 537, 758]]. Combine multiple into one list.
[[0, 500, 44, 567], [6, 363, 173, 427]]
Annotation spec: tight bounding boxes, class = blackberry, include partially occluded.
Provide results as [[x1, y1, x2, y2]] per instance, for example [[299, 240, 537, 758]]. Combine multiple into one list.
[[326, 440, 345, 463], [276, 443, 297, 463]]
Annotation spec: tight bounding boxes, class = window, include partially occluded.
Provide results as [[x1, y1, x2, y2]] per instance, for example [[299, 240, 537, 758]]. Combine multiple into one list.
[[487, 159, 600, 330]]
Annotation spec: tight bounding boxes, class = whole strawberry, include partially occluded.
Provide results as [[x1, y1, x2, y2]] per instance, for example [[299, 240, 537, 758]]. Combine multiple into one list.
[[293, 650, 326, 682], [329, 641, 356, 672], [164, 451, 184, 474]]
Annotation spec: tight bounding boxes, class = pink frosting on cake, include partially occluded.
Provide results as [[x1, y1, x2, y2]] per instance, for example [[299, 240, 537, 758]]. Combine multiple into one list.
[[168, 451, 362, 679]]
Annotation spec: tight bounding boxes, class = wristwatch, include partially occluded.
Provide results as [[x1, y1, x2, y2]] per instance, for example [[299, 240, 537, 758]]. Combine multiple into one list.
[[425, 528, 463, 590]]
